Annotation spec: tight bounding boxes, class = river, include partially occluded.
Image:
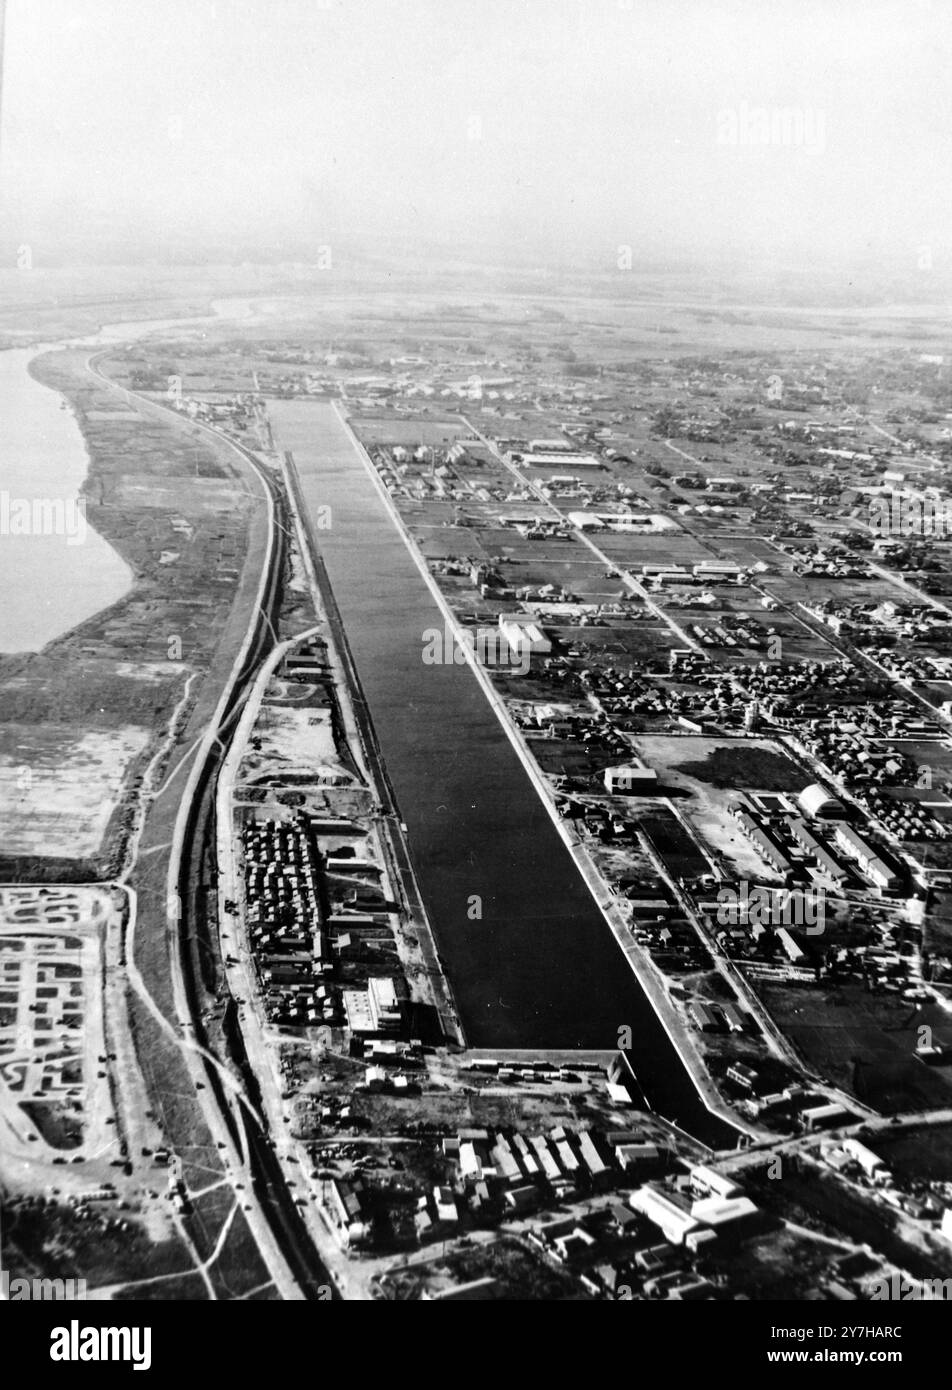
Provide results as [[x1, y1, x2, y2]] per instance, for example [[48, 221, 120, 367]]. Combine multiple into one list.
[[0, 299, 258, 654], [0, 346, 133, 653]]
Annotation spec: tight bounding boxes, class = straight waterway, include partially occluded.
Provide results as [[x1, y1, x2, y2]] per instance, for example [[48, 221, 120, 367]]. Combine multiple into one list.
[[270, 400, 737, 1148]]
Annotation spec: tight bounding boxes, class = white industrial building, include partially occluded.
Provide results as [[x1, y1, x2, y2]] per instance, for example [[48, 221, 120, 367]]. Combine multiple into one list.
[[833, 825, 900, 891], [528, 438, 573, 453], [689, 1163, 741, 1199], [604, 762, 658, 794], [798, 783, 847, 819], [498, 614, 552, 656], [842, 1138, 889, 1181], [690, 1194, 759, 1233], [629, 1185, 700, 1245], [522, 451, 602, 468]]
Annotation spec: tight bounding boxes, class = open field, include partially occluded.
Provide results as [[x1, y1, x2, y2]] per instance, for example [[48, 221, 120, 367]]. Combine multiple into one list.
[[0, 347, 264, 884], [749, 1163, 952, 1282], [754, 977, 952, 1112], [377, 1236, 583, 1301], [870, 1123, 952, 1182], [351, 418, 469, 446], [2, 1194, 195, 1291], [705, 1226, 842, 1301], [0, 725, 149, 859], [640, 736, 810, 793]]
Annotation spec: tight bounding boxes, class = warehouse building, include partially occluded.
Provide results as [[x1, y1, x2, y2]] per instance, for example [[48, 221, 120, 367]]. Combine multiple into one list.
[[629, 1185, 700, 1245]]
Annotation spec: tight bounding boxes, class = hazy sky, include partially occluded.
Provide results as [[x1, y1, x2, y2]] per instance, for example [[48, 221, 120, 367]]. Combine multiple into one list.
[[1, 0, 950, 268]]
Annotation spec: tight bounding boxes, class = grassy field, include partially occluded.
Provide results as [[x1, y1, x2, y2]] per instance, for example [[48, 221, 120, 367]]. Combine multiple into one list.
[[706, 1226, 840, 1301], [352, 418, 468, 446], [0, 725, 149, 861], [754, 977, 952, 1112], [749, 1162, 952, 1281], [639, 808, 714, 879], [353, 1086, 624, 1135], [868, 1122, 952, 1182], [112, 1273, 211, 1299], [0, 347, 262, 882], [2, 1195, 194, 1290], [378, 1236, 584, 1301], [663, 741, 810, 792], [203, 1206, 274, 1300]]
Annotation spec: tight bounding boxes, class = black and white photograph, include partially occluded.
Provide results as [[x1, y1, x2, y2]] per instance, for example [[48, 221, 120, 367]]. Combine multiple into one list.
[[0, 0, 949, 1360]]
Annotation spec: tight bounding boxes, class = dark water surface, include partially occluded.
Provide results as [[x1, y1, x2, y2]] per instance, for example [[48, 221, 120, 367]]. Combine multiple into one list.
[[271, 401, 737, 1147]]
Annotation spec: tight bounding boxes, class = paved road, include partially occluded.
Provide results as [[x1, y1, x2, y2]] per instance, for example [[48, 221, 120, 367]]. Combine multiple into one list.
[[88, 356, 327, 1298]]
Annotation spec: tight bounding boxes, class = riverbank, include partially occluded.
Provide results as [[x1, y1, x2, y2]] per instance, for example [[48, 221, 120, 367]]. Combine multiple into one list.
[[0, 346, 132, 653], [0, 347, 264, 889], [0, 338, 296, 1298]]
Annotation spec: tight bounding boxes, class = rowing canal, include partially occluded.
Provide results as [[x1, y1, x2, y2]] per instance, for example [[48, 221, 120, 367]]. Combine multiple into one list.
[[270, 399, 738, 1148]]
